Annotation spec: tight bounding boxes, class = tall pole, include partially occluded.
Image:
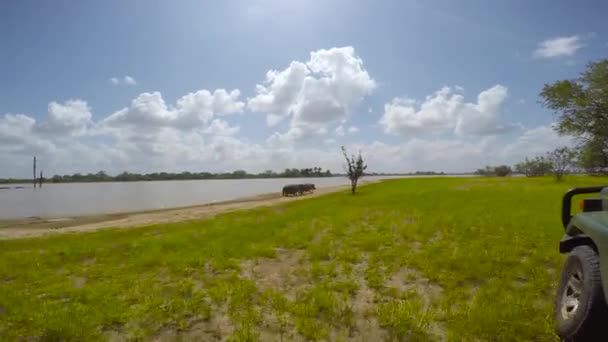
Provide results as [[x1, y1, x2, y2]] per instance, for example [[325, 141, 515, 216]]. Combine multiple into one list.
[[33, 156, 37, 188], [39, 170, 43, 188]]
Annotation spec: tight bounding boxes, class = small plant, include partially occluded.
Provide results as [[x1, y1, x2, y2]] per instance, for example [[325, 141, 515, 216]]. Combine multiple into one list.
[[341, 146, 367, 195]]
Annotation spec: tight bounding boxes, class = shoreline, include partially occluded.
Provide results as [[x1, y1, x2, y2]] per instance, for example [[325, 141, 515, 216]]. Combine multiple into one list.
[[0, 181, 374, 240]]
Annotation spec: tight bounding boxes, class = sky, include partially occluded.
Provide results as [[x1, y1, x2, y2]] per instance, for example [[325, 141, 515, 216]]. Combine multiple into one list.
[[1, 0, 607, 177]]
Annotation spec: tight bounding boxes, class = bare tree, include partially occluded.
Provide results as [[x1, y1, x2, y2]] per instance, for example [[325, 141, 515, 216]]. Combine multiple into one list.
[[547, 147, 576, 181], [341, 146, 367, 194]]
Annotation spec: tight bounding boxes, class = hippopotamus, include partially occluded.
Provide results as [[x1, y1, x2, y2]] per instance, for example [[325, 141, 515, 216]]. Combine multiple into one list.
[[282, 184, 301, 197], [301, 183, 316, 193], [282, 183, 316, 196]]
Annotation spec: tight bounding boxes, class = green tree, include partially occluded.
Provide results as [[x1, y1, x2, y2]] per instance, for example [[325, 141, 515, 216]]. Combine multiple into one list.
[[494, 165, 512, 177], [577, 137, 608, 175], [514, 156, 552, 177], [540, 59, 608, 172], [475, 166, 495, 176], [232, 170, 248, 178], [547, 147, 576, 181], [341, 146, 367, 195]]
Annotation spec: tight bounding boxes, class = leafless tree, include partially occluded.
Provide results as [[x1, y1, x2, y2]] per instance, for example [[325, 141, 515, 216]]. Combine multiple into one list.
[[341, 146, 367, 194]]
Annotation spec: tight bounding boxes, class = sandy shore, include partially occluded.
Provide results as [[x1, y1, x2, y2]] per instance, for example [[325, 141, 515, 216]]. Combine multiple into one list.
[[0, 182, 369, 240]]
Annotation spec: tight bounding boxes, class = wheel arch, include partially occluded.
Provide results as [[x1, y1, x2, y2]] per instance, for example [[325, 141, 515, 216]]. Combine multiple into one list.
[[560, 233, 598, 254]]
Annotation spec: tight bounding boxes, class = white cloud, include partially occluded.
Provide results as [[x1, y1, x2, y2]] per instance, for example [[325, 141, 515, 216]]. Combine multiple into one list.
[[0, 100, 92, 142], [0, 97, 574, 178], [247, 61, 309, 126], [0, 114, 36, 144], [380, 88, 462, 136], [454, 85, 517, 136], [124, 76, 137, 85], [109, 75, 138, 86], [380, 85, 517, 137], [533, 35, 584, 59], [203, 119, 240, 136], [332, 122, 360, 137], [103, 89, 244, 131], [96, 88, 245, 171], [0, 48, 577, 178], [248, 46, 375, 143], [335, 125, 345, 136], [37, 100, 93, 136], [501, 125, 575, 160]]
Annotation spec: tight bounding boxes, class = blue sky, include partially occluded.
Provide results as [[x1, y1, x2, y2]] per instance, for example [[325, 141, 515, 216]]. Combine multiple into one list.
[[1, 0, 607, 177]]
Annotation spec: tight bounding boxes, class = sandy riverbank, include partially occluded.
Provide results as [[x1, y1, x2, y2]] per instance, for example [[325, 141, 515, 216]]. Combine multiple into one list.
[[0, 182, 372, 240]]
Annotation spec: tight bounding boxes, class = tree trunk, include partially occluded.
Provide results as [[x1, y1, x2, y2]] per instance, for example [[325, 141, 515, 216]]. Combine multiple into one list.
[[351, 179, 357, 194]]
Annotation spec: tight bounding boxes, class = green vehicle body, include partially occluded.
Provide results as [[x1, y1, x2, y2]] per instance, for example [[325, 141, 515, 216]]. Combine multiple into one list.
[[560, 186, 608, 303]]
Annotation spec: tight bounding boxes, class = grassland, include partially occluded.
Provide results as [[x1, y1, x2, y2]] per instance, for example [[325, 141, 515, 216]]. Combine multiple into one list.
[[1, 176, 608, 341]]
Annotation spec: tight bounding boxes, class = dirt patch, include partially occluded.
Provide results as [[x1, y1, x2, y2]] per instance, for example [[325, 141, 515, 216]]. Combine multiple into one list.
[[195, 306, 233, 341], [71, 276, 87, 289], [453, 183, 493, 191], [386, 267, 443, 308], [240, 248, 307, 301], [258, 309, 300, 342], [81, 257, 97, 267], [349, 256, 389, 341], [384, 267, 446, 341], [150, 309, 231, 342], [0, 182, 378, 240]]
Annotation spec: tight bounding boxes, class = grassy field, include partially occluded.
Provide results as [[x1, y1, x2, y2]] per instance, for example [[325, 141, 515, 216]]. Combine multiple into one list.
[[1, 176, 608, 341]]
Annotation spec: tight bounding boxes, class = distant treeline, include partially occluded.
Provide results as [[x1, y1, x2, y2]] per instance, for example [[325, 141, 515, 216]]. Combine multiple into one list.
[[0, 169, 450, 184], [0, 167, 334, 184]]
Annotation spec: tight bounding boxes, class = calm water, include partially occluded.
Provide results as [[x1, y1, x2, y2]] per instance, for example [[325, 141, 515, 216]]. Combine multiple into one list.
[[0, 176, 408, 220]]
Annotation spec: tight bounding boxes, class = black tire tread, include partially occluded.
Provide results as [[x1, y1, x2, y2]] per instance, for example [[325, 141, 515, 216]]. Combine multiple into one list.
[[555, 245, 608, 341]]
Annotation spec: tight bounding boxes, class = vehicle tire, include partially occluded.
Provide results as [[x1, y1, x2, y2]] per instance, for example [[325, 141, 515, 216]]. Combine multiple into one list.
[[555, 245, 608, 341]]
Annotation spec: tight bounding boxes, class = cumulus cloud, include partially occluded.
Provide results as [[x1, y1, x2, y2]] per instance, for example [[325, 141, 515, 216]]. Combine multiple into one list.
[[103, 89, 244, 131], [501, 125, 575, 160], [109, 75, 137, 86], [248, 61, 309, 126], [0, 99, 574, 178], [203, 119, 240, 136], [335, 125, 345, 136], [533, 35, 584, 59], [335, 125, 359, 136], [0, 114, 36, 144], [379, 85, 518, 137], [124, 76, 137, 85], [0, 47, 575, 178], [0, 99, 92, 144], [248, 46, 375, 143], [36, 100, 93, 136], [0, 87, 249, 177], [96, 88, 245, 172]]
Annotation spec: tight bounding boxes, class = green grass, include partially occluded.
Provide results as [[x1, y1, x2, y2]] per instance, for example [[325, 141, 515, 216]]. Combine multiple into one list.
[[1, 176, 608, 341]]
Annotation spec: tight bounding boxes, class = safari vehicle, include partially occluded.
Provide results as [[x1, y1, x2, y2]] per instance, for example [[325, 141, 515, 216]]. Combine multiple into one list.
[[556, 186, 608, 340]]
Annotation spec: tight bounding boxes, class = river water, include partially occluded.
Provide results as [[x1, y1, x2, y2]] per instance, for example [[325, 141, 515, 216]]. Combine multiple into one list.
[[0, 176, 410, 220]]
